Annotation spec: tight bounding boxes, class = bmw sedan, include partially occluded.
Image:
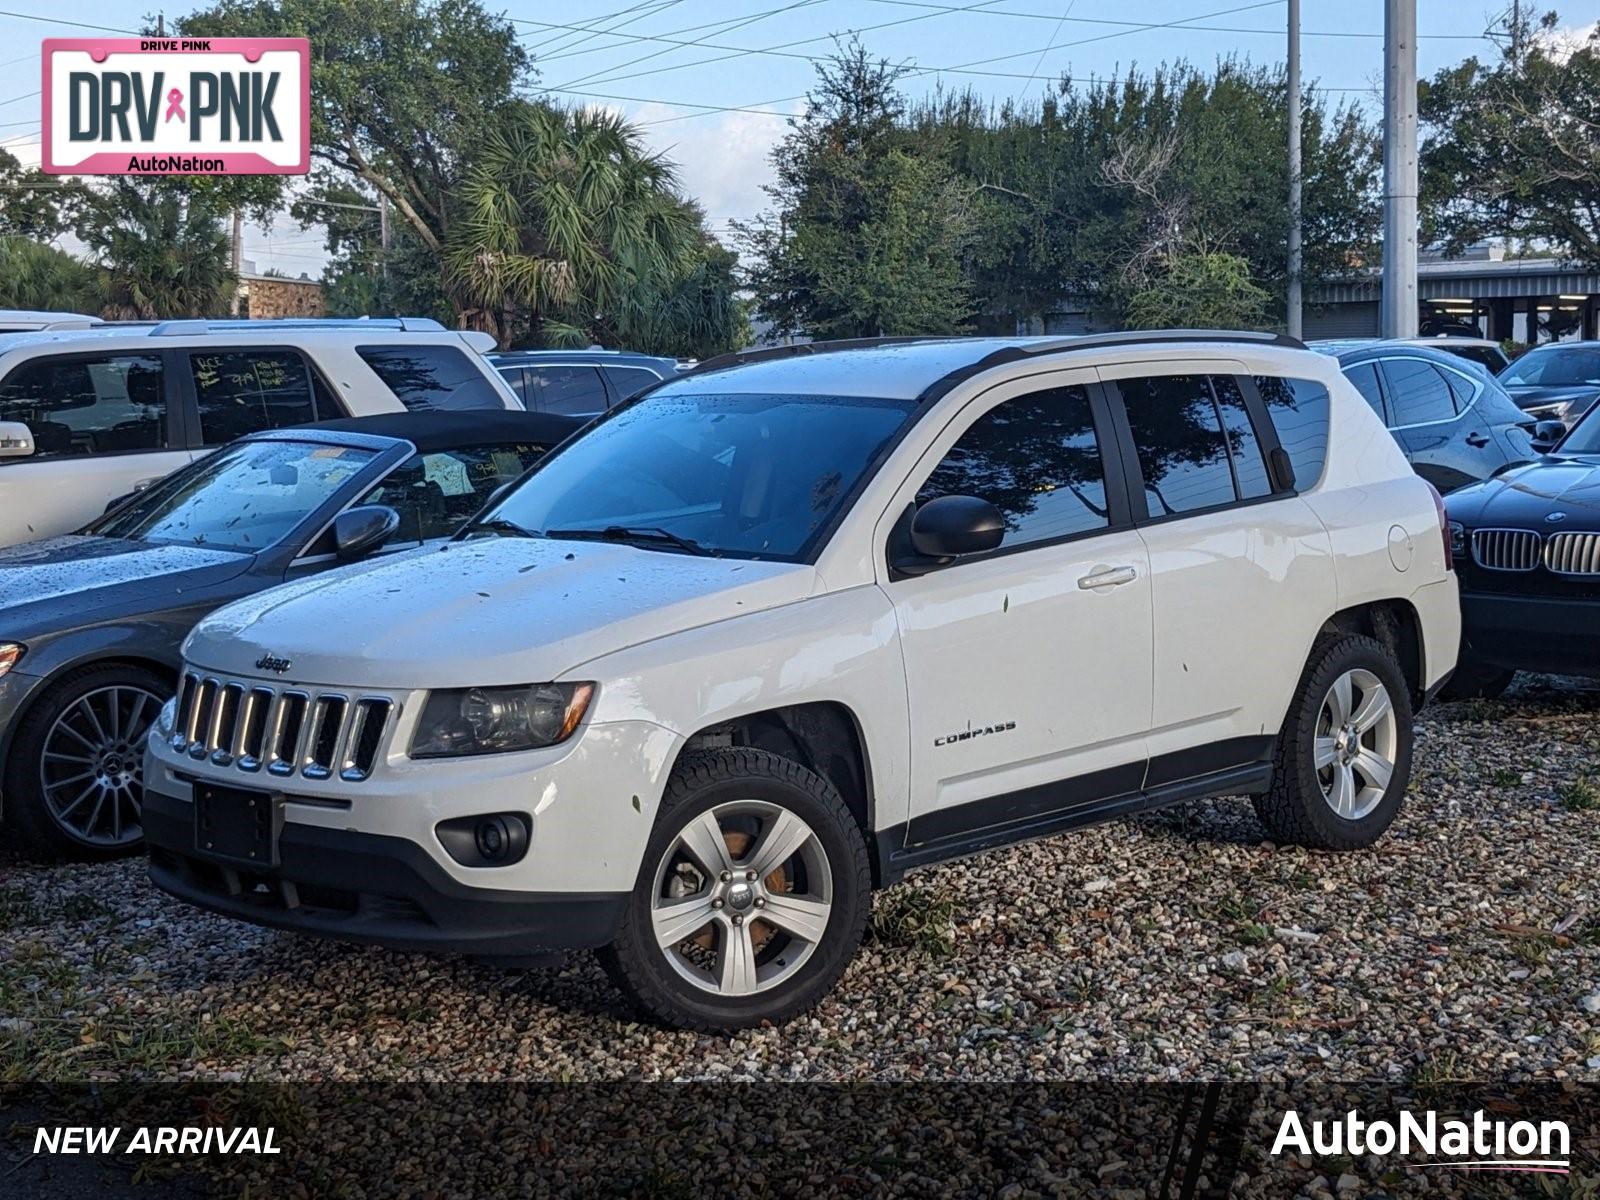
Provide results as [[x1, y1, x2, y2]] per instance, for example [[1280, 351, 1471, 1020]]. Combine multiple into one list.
[[1444, 405, 1600, 697], [0, 410, 577, 859]]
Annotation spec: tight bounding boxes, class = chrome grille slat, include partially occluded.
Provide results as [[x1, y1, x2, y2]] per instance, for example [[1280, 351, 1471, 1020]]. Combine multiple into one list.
[[1473, 528, 1541, 572], [170, 672, 391, 783], [1546, 532, 1600, 577]]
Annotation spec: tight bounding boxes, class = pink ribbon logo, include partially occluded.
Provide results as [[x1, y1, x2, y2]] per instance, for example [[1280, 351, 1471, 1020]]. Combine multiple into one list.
[[164, 88, 185, 123]]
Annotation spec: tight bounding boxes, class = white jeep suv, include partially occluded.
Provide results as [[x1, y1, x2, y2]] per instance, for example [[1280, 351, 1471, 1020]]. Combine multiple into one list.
[[143, 333, 1460, 1031], [0, 318, 519, 547]]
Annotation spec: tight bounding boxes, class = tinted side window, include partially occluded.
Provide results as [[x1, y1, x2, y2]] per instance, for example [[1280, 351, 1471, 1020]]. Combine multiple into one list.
[[360, 442, 551, 544], [1380, 358, 1456, 426], [1210, 376, 1272, 499], [603, 366, 663, 403], [0, 354, 166, 458], [917, 386, 1109, 549], [191, 350, 322, 444], [525, 365, 608, 415], [356, 345, 508, 412], [1118, 374, 1238, 517], [1343, 362, 1387, 421], [1439, 366, 1478, 412], [496, 366, 529, 405], [1254, 376, 1331, 491]]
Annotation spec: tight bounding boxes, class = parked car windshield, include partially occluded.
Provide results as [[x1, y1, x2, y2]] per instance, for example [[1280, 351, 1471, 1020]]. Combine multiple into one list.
[[1501, 346, 1600, 388], [91, 439, 377, 552], [482, 392, 918, 560], [1559, 407, 1600, 455]]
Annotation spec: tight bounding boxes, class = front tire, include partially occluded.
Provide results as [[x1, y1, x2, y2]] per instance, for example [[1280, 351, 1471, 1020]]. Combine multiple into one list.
[[3, 663, 170, 861], [599, 748, 871, 1032], [1254, 635, 1414, 851]]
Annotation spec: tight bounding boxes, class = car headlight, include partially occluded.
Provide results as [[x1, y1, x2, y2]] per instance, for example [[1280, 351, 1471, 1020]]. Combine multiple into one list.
[[0, 643, 23, 678], [411, 682, 596, 758], [155, 694, 178, 735], [1448, 521, 1467, 558]]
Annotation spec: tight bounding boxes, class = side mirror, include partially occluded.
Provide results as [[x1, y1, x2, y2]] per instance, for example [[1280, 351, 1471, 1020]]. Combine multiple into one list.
[[1533, 419, 1567, 450], [332, 505, 401, 561], [0, 420, 35, 459], [896, 495, 1005, 575]]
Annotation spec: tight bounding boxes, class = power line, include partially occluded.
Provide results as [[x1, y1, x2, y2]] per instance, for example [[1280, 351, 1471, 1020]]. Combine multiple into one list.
[[529, 0, 685, 62], [0, 7, 138, 34], [527, 0, 832, 65], [551, 0, 832, 92]]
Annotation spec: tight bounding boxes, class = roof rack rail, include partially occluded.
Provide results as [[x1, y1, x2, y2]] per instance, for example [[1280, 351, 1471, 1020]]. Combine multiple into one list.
[[147, 317, 447, 337], [690, 329, 1305, 379]]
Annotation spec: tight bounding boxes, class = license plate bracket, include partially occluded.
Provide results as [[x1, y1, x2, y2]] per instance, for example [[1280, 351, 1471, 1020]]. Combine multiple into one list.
[[193, 782, 281, 869]]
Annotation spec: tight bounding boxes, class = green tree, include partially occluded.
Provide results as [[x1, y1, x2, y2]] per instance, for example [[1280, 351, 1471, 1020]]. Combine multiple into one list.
[[443, 101, 731, 350], [77, 182, 236, 318], [0, 152, 88, 241], [180, 0, 529, 259], [739, 42, 975, 339], [1421, 16, 1600, 266], [1123, 246, 1274, 330], [0, 240, 104, 312]]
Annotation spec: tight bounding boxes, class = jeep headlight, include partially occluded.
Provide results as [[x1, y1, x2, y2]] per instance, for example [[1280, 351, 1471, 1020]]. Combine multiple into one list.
[[0, 643, 22, 678], [155, 694, 178, 735], [411, 682, 595, 758]]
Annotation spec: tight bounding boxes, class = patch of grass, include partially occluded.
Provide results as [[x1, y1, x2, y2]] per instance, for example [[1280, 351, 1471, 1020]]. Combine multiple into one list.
[[54, 894, 111, 922], [1411, 1050, 1471, 1088], [1234, 922, 1272, 946], [1559, 778, 1599, 812], [871, 885, 959, 957], [1491, 767, 1520, 788], [0, 949, 287, 1082], [1509, 937, 1552, 967]]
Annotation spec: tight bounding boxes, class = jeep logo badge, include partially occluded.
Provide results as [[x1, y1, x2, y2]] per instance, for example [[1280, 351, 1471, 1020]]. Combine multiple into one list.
[[255, 653, 292, 675]]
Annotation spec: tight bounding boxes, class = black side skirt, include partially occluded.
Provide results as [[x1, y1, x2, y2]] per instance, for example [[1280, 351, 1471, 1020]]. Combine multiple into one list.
[[874, 736, 1274, 886]]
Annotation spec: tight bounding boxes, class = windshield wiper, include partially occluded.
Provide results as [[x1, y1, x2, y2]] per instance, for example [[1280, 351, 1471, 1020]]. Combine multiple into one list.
[[544, 525, 709, 556], [459, 516, 537, 540]]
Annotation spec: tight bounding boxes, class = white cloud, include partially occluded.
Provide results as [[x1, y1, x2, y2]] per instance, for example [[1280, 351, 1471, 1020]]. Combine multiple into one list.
[[626, 101, 803, 238], [1533, 19, 1597, 63]]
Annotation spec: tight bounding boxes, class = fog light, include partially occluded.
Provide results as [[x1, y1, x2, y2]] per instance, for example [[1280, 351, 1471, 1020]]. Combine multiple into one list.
[[436, 812, 530, 867]]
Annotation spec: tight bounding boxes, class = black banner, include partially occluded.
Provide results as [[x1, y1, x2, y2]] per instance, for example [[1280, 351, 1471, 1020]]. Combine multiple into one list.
[[2, 1083, 1594, 1197]]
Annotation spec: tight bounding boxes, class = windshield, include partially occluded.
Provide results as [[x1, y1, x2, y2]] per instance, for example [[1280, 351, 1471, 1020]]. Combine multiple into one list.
[[91, 439, 377, 552], [1559, 406, 1600, 455], [482, 392, 918, 560], [1502, 346, 1600, 388]]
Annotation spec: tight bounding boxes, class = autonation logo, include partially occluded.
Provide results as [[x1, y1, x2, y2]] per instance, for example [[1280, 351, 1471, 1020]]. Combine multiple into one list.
[[1272, 1108, 1570, 1175]]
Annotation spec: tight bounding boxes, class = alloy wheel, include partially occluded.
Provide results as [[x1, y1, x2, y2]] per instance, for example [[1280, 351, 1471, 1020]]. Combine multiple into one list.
[[38, 684, 163, 848], [649, 800, 834, 997], [1313, 668, 1398, 822]]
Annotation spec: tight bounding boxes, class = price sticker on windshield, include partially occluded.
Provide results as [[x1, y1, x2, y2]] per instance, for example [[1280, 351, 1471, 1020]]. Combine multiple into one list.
[[42, 37, 310, 175]]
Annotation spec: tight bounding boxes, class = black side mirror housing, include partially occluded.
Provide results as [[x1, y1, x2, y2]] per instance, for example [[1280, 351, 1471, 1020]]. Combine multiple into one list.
[[894, 495, 1005, 575], [333, 505, 401, 561]]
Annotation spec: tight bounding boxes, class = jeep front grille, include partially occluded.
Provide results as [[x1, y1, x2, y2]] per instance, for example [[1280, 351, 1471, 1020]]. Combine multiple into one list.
[[1544, 532, 1600, 576], [1472, 528, 1541, 572], [173, 672, 394, 782]]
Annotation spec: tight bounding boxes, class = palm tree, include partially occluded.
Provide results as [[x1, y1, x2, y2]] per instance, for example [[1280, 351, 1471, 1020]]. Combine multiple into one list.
[[0, 239, 105, 312], [443, 102, 707, 348], [78, 183, 236, 319]]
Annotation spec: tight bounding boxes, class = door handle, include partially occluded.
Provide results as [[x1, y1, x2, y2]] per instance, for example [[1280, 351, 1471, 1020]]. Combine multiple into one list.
[[1465, 432, 1489, 448], [1078, 565, 1138, 590]]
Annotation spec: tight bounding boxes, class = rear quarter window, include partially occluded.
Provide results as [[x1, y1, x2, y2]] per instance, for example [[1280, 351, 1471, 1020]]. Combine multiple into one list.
[[356, 345, 511, 412], [1254, 376, 1331, 491]]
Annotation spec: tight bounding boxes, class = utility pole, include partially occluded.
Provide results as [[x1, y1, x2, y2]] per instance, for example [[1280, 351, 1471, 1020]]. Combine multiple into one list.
[[230, 209, 243, 316], [1511, 0, 1522, 65], [1380, 0, 1419, 339], [378, 194, 391, 284], [1286, 0, 1303, 340]]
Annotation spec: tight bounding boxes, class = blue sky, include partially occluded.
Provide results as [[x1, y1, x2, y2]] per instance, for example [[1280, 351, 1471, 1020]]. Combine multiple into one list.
[[7, 0, 1597, 274]]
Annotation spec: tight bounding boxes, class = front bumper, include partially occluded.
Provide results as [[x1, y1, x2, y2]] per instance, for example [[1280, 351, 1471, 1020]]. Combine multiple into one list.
[[1461, 591, 1600, 677], [145, 787, 627, 955]]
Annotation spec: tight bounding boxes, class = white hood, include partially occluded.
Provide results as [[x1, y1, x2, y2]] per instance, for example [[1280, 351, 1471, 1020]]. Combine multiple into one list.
[[184, 537, 818, 688]]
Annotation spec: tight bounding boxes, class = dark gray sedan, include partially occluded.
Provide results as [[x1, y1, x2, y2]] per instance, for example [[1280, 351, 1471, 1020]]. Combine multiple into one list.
[[0, 410, 578, 859]]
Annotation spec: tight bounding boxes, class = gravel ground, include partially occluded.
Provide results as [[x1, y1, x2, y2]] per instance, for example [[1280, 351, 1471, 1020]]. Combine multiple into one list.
[[3, 676, 1598, 1086]]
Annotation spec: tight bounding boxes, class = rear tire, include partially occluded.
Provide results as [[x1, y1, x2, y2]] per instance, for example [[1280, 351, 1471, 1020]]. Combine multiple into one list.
[[1253, 635, 1413, 851], [599, 747, 870, 1032], [3, 663, 169, 861]]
